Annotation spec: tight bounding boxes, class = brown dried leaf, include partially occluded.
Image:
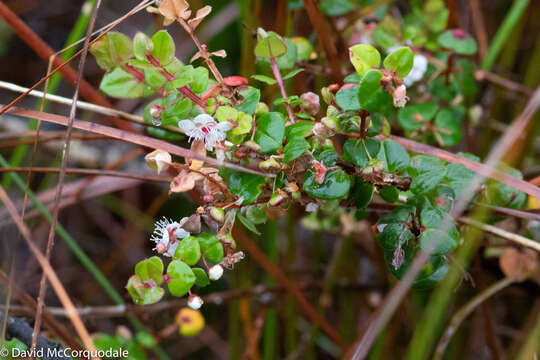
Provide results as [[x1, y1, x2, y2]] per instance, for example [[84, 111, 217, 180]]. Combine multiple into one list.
[[145, 149, 172, 174], [188, 5, 212, 30], [158, 0, 190, 21], [499, 247, 538, 282], [189, 139, 206, 171], [180, 214, 201, 233], [211, 49, 227, 58], [170, 169, 196, 193]]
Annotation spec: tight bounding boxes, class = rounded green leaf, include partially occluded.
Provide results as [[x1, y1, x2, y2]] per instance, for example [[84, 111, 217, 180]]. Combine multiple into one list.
[[151, 30, 175, 66], [134, 256, 164, 285], [358, 69, 383, 106], [133, 32, 153, 61], [379, 185, 399, 203], [397, 102, 438, 131], [349, 44, 381, 76], [255, 30, 287, 58], [285, 121, 314, 140], [220, 168, 266, 205], [320, 0, 355, 16], [283, 139, 310, 163], [254, 112, 285, 153], [90, 32, 133, 71], [100, 67, 152, 98], [434, 109, 462, 146], [383, 47, 414, 78], [342, 138, 381, 167], [351, 180, 374, 208], [438, 29, 477, 55], [378, 223, 414, 252], [303, 168, 351, 200], [197, 233, 225, 264], [336, 85, 361, 111], [167, 260, 196, 297], [379, 140, 410, 173], [174, 236, 201, 265], [126, 275, 164, 305], [192, 268, 210, 287], [419, 229, 457, 255]]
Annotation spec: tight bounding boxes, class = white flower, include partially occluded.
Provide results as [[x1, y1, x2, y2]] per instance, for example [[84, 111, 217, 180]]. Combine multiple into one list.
[[187, 295, 204, 310], [392, 84, 409, 108], [151, 217, 190, 257], [305, 202, 319, 212], [178, 114, 232, 150], [403, 54, 428, 87], [208, 264, 224, 281]]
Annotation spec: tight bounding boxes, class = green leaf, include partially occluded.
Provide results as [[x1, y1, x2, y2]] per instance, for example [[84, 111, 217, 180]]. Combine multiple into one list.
[[398, 102, 438, 131], [134, 256, 164, 285], [438, 29, 477, 55], [245, 205, 269, 224], [383, 47, 414, 78], [192, 268, 210, 287], [285, 121, 314, 140], [444, 163, 475, 198], [151, 30, 175, 66], [283, 68, 304, 80], [162, 98, 192, 126], [220, 169, 266, 205], [342, 138, 381, 167], [276, 38, 298, 70], [379, 140, 410, 173], [373, 27, 398, 48], [418, 229, 457, 255], [90, 32, 133, 71], [236, 86, 261, 115], [303, 168, 351, 200], [197, 233, 224, 263], [283, 139, 310, 163], [359, 88, 393, 115], [255, 30, 287, 58], [100, 67, 151, 98], [167, 260, 196, 297], [378, 224, 414, 252], [320, 0, 355, 15], [379, 185, 399, 203], [144, 68, 167, 89], [251, 74, 277, 85], [254, 112, 285, 153], [349, 44, 381, 76], [237, 212, 261, 235], [336, 85, 361, 111], [410, 170, 447, 195], [174, 236, 201, 265], [358, 69, 383, 106], [291, 37, 314, 61], [133, 32, 153, 61], [408, 155, 446, 176], [434, 109, 462, 146], [191, 67, 209, 94], [351, 180, 374, 208], [126, 275, 164, 305], [420, 202, 445, 228]]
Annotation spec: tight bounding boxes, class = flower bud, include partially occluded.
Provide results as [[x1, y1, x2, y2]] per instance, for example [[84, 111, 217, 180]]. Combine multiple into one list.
[[321, 87, 334, 105], [259, 157, 282, 173], [300, 91, 320, 116], [256, 102, 269, 115], [187, 295, 204, 310], [208, 264, 224, 281], [321, 117, 338, 131], [392, 84, 409, 108], [209, 207, 225, 223], [244, 140, 262, 153], [284, 182, 299, 193], [149, 104, 162, 119], [220, 233, 236, 250], [313, 122, 330, 138], [145, 150, 171, 174], [269, 191, 288, 207]]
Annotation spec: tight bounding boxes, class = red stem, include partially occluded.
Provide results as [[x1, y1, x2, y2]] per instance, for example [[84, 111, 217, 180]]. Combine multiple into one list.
[[270, 57, 295, 123]]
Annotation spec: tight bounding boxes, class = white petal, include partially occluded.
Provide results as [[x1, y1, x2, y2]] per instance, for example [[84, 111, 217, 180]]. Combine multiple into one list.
[[174, 228, 190, 239], [178, 120, 196, 133], [193, 113, 215, 125], [216, 121, 232, 132], [165, 242, 179, 257]]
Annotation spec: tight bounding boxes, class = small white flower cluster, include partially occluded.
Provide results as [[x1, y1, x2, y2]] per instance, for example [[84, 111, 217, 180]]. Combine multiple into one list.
[[403, 54, 428, 87], [150, 217, 190, 257], [178, 114, 232, 150]]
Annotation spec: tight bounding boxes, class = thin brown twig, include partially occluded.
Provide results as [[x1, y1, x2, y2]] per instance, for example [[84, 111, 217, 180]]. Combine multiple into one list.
[[32, 0, 102, 349], [0, 167, 171, 182], [4, 105, 274, 178], [0, 185, 99, 357]]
